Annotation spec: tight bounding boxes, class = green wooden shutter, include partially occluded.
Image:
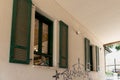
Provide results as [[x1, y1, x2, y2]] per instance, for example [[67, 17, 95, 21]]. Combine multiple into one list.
[[96, 46, 100, 71], [10, 0, 32, 64], [59, 21, 68, 68], [84, 38, 91, 71]]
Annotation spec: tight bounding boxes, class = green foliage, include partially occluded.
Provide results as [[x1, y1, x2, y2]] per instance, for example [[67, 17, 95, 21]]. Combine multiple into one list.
[[115, 45, 120, 51], [107, 45, 113, 48], [106, 43, 120, 51], [106, 71, 113, 76]]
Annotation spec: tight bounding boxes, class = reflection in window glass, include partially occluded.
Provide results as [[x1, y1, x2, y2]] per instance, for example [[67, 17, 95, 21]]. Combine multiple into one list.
[[42, 23, 48, 54], [33, 12, 53, 66], [34, 55, 49, 66], [33, 20, 49, 66], [34, 19, 39, 52]]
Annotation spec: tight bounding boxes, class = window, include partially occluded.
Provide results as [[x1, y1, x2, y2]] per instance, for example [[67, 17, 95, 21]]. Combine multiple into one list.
[[9, 0, 32, 64], [33, 12, 53, 66], [10, 0, 67, 68], [90, 45, 93, 71]]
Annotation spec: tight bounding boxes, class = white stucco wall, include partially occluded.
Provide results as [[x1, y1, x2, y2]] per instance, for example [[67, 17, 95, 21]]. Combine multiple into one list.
[[0, 0, 105, 80]]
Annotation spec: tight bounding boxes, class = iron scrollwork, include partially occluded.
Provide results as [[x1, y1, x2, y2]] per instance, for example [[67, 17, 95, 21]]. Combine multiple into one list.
[[53, 58, 91, 80]]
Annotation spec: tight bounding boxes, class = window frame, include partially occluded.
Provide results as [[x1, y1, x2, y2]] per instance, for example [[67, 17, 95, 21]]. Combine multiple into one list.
[[33, 11, 53, 66]]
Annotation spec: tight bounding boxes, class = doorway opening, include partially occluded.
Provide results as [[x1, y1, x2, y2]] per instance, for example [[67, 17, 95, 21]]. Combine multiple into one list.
[[104, 41, 120, 80]]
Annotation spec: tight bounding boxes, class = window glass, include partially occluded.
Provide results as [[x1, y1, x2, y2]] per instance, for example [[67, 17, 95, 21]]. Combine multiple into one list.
[[34, 19, 39, 52], [42, 23, 48, 54], [33, 12, 53, 66]]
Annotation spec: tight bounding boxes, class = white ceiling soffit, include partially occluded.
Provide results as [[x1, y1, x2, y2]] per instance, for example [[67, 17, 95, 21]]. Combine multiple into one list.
[[55, 0, 120, 44]]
